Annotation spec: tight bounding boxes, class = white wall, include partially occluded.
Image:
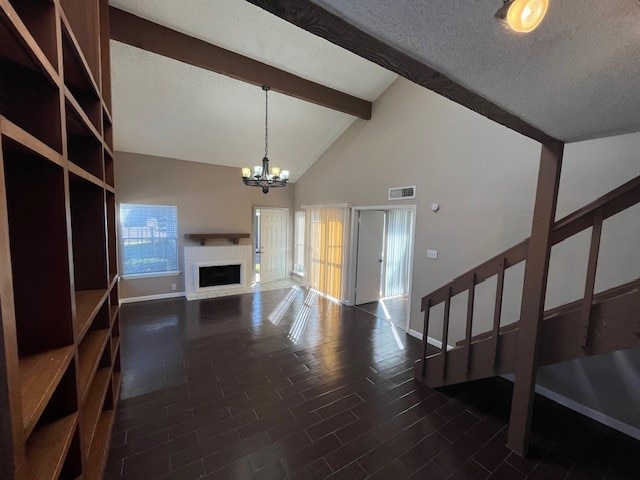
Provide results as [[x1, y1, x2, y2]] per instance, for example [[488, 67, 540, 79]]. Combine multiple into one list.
[[293, 77, 640, 430]]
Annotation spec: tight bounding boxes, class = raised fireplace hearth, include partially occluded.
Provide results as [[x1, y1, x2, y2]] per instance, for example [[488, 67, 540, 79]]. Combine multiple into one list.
[[185, 245, 252, 300]]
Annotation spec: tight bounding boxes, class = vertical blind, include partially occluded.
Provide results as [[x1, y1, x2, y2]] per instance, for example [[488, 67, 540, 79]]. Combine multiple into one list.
[[294, 211, 305, 274], [305, 207, 350, 302], [384, 209, 413, 297]]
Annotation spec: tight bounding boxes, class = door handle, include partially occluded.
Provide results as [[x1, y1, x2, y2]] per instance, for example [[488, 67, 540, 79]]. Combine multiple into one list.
[[378, 259, 383, 263]]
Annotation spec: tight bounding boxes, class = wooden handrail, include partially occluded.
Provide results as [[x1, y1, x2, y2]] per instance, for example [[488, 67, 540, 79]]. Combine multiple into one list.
[[418, 173, 640, 379]]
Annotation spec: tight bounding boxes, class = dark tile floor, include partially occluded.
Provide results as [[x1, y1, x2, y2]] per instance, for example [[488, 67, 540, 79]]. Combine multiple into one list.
[[105, 286, 640, 480], [355, 295, 409, 329]]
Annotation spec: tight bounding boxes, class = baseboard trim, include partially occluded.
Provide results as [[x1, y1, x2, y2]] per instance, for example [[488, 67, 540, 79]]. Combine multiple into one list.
[[120, 292, 185, 305], [501, 374, 640, 441], [408, 329, 444, 349]]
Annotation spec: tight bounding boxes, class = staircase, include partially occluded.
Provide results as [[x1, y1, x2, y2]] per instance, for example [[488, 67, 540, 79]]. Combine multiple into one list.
[[415, 174, 640, 389]]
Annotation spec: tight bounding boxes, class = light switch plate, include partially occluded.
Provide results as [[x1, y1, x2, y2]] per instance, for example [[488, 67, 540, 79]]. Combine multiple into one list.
[[427, 249, 438, 259]]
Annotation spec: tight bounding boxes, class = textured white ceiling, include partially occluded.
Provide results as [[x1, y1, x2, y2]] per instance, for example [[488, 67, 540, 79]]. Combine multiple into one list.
[[313, 0, 640, 142], [109, 0, 397, 179]]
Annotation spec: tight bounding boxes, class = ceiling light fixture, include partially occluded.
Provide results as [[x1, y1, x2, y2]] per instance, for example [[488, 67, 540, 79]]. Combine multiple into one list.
[[242, 85, 289, 194], [495, 0, 549, 33]]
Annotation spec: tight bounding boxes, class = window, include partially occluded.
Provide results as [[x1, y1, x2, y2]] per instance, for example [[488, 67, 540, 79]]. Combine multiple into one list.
[[120, 204, 178, 276], [294, 211, 305, 274]]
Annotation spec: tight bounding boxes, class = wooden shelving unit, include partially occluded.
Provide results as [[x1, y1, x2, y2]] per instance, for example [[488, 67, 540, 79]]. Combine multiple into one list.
[[0, 1, 119, 479]]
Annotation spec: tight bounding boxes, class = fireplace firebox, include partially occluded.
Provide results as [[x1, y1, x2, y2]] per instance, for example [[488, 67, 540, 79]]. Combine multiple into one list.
[[199, 264, 241, 288]]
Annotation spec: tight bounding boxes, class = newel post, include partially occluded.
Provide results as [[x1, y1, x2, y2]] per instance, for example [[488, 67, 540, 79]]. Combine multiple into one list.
[[507, 141, 564, 456]]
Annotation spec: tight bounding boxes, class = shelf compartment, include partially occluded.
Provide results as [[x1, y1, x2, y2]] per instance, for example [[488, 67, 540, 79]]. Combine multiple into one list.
[[60, 0, 100, 84], [74, 289, 108, 341], [66, 97, 103, 180], [0, 117, 64, 168], [61, 19, 101, 129], [77, 328, 109, 405], [104, 143, 114, 188], [103, 108, 113, 152], [98, 0, 111, 110], [106, 191, 117, 280], [7, 0, 58, 70], [69, 174, 107, 291], [0, 56, 62, 153], [80, 368, 111, 456], [82, 410, 115, 480], [2, 139, 74, 357], [19, 346, 74, 436], [0, 0, 58, 83], [25, 412, 78, 480]]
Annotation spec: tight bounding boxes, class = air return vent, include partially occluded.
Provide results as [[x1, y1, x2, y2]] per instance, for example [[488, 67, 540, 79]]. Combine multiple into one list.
[[388, 186, 416, 200]]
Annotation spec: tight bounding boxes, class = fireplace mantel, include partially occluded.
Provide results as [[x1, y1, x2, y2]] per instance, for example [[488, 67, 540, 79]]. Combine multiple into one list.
[[185, 233, 251, 245]]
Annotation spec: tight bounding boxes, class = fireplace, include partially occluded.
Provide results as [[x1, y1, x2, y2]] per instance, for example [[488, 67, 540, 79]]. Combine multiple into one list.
[[199, 264, 241, 288], [185, 245, 252, 300]]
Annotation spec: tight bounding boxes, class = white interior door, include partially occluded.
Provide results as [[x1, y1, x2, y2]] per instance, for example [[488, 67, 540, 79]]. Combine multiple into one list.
[[355, 211, 385, 305], [260, 208, 287, 283]]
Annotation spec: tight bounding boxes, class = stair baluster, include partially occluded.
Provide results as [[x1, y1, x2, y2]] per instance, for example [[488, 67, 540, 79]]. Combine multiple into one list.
[[421, 299, 431, 378], [580, 208, 604, 347], [491, 259, 506, 367], [464, 274, 476, 373], [441, 288, 452, 380]]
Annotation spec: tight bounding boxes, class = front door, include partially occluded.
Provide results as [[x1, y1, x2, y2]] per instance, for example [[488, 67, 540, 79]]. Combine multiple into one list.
[[260, 208, 287, 283], [355, 211, 385, 305]]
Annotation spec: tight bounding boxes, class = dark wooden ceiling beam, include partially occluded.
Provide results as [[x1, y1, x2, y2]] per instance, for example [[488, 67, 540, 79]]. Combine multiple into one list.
[[246, 0, 559, 145], [109, 6, 372, 120]]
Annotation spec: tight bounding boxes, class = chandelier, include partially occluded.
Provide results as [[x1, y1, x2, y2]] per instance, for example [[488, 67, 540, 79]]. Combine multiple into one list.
[[242, 85, 289, 194]]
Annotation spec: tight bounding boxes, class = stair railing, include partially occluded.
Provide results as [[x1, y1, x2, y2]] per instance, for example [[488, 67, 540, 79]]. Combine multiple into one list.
[[419, 174, 640, 381]]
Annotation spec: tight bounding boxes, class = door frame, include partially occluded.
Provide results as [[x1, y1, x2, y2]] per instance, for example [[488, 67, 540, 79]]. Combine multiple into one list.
[[253, 206, 289, 283], [347, 204, 417, 332]]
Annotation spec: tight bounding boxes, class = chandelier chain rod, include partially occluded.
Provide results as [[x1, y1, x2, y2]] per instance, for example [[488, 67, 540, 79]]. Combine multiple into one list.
[[264, 87, 268, 158]]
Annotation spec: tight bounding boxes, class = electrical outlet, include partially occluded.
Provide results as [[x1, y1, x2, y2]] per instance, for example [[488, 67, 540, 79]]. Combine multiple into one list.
[[427, 249, 438, 259], [171, 284, 177, 291]]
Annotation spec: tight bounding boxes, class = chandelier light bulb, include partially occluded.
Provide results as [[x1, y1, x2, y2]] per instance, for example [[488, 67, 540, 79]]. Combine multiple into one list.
[[271, 167, 281, 177], [241, 167, 251, 178], [280, 170, 289, 181]]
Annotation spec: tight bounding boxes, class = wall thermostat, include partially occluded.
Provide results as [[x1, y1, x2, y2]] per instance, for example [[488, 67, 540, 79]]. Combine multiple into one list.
[[431, 203, 440, 212]]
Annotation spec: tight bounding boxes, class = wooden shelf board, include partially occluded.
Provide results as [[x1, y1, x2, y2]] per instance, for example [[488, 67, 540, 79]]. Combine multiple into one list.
[[67, 160, 105, 190], [82, 410, 115, 480], [111, 336, 120, 362], [0, 1, 59, 86], [19, 346, 75, 437], [108, 273, 119, 291], [0, 116, 64, 167], [103, 142, 113, 158], [26, 412, 78, 480], [185, 233, 251, 245], [110, 305, 119, 326], [59, 11, 100, 100], [74, 289, 108, 341], [80, 369, 112, 457], [77, 329, 109, 405], [112, 371, 122, 403], [102, 101, 112, 124]]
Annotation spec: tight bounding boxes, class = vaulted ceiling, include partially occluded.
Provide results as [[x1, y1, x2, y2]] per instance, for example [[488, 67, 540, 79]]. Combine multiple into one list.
[[111, 0, 640, 180], [109, 0, 397, 181]]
